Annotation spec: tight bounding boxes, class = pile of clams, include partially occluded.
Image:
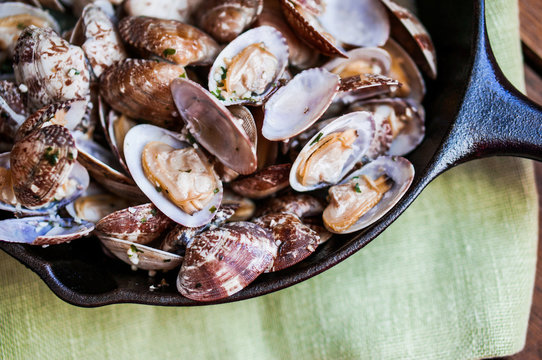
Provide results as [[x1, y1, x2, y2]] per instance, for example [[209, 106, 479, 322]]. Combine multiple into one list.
[[0, 0, 435, 302]]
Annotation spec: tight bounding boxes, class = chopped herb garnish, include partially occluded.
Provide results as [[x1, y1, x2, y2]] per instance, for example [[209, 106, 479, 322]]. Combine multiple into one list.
[[155, 186, 162, 192], [209, 206, 217, 213], [71, 68, 80, 75], [179, 72, 186, 78], [352, 176, 359, 180], [43, 147, 59, 166], [163, 48, 176, 56], [211, 89, 225, 101], [195, 282, 202, 288], [217, 80, 224, 87], [213, 188, 219, 194], [310, 133, 324, 146], [67, 152, 74, 160], [150, 209, 157, 216], [186, 132, 196, 144], [141, 217, 147, 223], [17, 23, 26, 30], [130, 244, 143, 253], [354, 183, 362, 193], [220, 66, 227, 80]]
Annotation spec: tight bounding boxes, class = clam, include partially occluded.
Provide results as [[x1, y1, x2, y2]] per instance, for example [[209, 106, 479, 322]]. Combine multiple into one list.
[[0, 2, 60, 64], [70, 3, 127, 78], [380, 0, 437, 79], [258, 193, 324, 218], [207, 26, 289, 106], [95, 203, 173, 244], [13, 26, 90, 111], [0, 80, 28, 139], [323, 47, 391, 79], [0, 216, 94, 245], [323, 155, 414, 234], [338, 74, 402, 105], [118, 16, 219, 67], [67, 192, 134, 223], [222, 190, 256, 221], [290, 111, 375, 192], [123, 0, 203, 23], [124, 124, 223, 227], [14, 98, 88, 142], [262, 68, 340, 141], [9, 125, 83, 209], [0, 151, 89, 215], [255, 1, 318, 69], [196, 0, 263, 43], [254, 212, 319, 272], [177, 221, 277, 301], [230, 163, 291, 199], [350, 98, 425, 156], [171, 77, 258, 175], [100, 59, 186, 129]]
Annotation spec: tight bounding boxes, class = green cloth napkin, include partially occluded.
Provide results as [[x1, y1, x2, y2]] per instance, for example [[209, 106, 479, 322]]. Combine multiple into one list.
[[0, 1, 537, 359]]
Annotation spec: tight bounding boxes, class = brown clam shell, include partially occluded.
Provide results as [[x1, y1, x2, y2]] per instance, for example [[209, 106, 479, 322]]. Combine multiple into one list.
[[230, 163, 291, 199], [14, 98, 87, 143], [0, 80, 28, 139], [280, 0, 346, 57], [100, 59, 185, 128], [258, 193, 324, 218], [381, 0, 437, 79], [95, 203, 173, 245], [118, 16, 219, 66], [197, 0, 263, 43], [254, 212, 319, 272], [339, 74, 402, 104], [177, 221, 277, 301], [10, 125, 77, 208], [13, 26, 90, 111]]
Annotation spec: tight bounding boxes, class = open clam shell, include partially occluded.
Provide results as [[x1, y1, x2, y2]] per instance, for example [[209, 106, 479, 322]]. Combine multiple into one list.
[[0, 80, 29, 139], [324, 155, 414, 234], [290, 111, 376, 192], [207, 26, 289, 106], [177, 221, 277, 301], [118, 16, 219, 67], [0, 151, 89, 215], [99, 236, 183, 271], [323, 47, 392, 79], [0, 216, 94, 245], [262, 68, 340, 141], [70, 3, 127, 78], [381, 0, 437, 79], [124, 124, 224, 227], [171, 77, 258, 175], [66, 190, 135, 223]]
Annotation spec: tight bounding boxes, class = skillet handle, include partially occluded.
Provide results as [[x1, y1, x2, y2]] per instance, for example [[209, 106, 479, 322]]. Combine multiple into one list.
[[449, 28, 542, 164]]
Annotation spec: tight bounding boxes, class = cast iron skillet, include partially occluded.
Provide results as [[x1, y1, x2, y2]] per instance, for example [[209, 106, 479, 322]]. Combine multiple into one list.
[[1, 0, 541, 307]]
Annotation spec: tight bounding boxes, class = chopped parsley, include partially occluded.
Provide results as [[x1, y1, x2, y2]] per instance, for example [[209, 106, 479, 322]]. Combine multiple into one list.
[[211, 89, 225, 101], [67, 152, 74, 160], [17, 23, 26, 30], [195, 282, 202, 288], [213, 188, 219, 194], [354, 183, 362, 193], [209, 206, 217, 213], [155, 186, 162, 193], [163, 48, 176, 56], [179, 72, 186, 79], [130, 244, 143, 253], [186, 132, 196, 144], [150, 209, 157, 216], [140, 217, 147, 224], [220, 66, 227, 80], [310, 133, 324, 146], [71, 68, 81, 75], [43, 147, 59, 166]]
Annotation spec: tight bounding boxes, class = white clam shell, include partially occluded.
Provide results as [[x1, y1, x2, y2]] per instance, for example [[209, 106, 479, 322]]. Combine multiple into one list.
[[290, 111, 376, 192], [208, 26, 289, 106], [326, 155, 414, 234], [124, 124, 223, 227], [263, 68, 340, 141]]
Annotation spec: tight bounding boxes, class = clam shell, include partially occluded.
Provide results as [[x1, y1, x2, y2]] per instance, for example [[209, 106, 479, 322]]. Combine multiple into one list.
[[14, 98, 88, 142], [222, 190, 255, 221], [0, 216, 94, 245], [230, 163, 291, 199], [10, 125, 79, 208], [290, 111, 376, 192], [177, 221, 277, 301], [197, 0, 264, 43], [0, 80, 28, 139], [258, 193, 324, 218], [99, 236, 183, 271], [124, 0, 203, 23], [262, 68, 340, 141], [95, 203, 173, 244], [0, 2, 60, 60], [13, 26, 90, 111], [338, 74, 402, 105], [118, 16, 219, 66], [324, 155, 414, 234], [280, 0, 346, 57], [207, 26, 289, 106], [381, 0, 437, 79], [67, 193, 134, 223], [100, 59, 185, 129], [0, 151, 89, 215], [124, 124, 224, 227], [323, 47, 392, 79], [171, 77, 257, 175], [317, 0, 389, 47], [70, 4, 127, 77], [254, 212, 319, 272]]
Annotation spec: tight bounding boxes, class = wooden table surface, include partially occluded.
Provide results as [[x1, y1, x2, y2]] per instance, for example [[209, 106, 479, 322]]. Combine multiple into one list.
[[504, 0, 542, 358]]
